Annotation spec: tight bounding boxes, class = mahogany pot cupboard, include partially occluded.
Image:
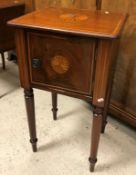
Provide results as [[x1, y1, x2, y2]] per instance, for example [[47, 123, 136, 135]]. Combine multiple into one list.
[[8, 7, 126, 172], [3, 0, 136, 127]]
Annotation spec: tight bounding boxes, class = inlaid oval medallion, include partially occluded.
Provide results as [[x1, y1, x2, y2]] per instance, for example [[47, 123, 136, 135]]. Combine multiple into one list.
[[60, 13, 88, 22], [51, 55, 70, 74]]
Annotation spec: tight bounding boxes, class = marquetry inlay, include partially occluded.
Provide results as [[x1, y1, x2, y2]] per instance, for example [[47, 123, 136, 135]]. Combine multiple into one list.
[[51, 55, 70, 74], [60, 13, 88, 22]]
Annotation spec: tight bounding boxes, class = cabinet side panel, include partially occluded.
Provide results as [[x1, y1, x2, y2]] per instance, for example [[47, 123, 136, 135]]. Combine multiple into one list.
[[92, 40, 117, 107]]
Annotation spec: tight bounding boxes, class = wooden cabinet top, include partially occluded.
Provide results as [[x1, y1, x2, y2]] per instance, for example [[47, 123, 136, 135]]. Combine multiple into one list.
[[8, 7, 127, 38]]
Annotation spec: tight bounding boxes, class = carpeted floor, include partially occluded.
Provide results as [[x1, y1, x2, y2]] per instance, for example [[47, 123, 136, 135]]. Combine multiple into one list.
[[0, 59, 136, 175]]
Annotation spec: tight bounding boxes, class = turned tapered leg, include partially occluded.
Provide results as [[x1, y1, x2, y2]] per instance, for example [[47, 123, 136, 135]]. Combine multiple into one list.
[[101, 78, 113, 133], [51, 92, 58, 120], [1, 52, 6, 70], [24, 89, 38, 152], [89, 107, 103, 172], [101, 92, 110, 133]]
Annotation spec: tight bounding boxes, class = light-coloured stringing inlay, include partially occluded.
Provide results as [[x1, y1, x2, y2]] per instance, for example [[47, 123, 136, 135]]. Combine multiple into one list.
[[60, 13, 88, 22], [51, 55, 70, 74]]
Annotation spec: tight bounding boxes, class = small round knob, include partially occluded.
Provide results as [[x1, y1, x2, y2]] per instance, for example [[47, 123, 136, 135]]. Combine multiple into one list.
[[32, 58, 42, 69]]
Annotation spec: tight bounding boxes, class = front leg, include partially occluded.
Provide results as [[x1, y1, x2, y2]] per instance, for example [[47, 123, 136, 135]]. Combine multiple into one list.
[[51, 92, 58, 120], [89, 106, 103, 172], [24, 88, 38, 152], [101, 87, 111, 133]]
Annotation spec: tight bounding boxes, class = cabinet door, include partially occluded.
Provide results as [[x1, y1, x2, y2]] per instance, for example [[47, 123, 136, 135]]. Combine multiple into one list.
[[102, 0, 136, 127], [27, 32, 95, 95]]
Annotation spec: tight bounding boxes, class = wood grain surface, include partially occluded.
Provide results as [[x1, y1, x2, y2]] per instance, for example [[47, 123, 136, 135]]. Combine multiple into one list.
[[34, 0, 96, 10], [27, 31, 95, 95], [8, 7, 126, 39]]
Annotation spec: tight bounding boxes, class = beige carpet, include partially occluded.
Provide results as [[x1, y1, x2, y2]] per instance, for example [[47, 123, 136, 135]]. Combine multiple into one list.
[[0, 59, 136, 175]]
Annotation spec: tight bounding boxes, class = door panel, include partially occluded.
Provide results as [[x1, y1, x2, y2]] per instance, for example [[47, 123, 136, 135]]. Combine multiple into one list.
[[27, 32, 95, 95]]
